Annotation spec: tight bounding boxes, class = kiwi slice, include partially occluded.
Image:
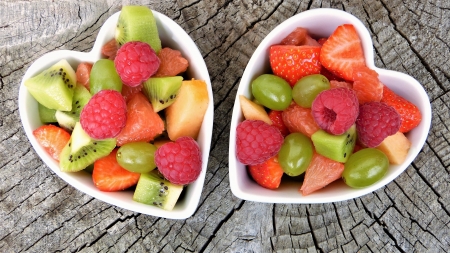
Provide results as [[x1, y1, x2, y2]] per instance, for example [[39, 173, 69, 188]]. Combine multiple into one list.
[[55, 84, 92, 131], [116, 6, 162, 52], [38, 103, 57, 123], [133, 170, 183, 211], [59, 122, 116, 172], [311, 125, 357, 163], [25, 59, 76, 111], [143, 76, 183, 112]]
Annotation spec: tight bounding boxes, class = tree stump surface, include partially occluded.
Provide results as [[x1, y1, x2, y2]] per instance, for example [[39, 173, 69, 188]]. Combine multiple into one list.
[[1, 0, 449, 252]]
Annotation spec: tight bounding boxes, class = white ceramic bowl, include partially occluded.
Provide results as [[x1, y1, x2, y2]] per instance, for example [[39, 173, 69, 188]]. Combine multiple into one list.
[[19, 10, 214, 219], [229, 8, 431, 203]]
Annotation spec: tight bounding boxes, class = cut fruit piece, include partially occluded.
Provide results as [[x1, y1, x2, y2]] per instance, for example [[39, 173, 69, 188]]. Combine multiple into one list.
[[268, 110, 290, 137], [55, 83, 92, 131], [101, 38, 118, 60], [282, 102, 320, 138], [116, 5, 161, 53], [300, 152, 344, 196], [248, 156, 284, 190], [115, 92, 165, 146], [143, 76, 183, 112], [239, 95, 272, 125], [25, 59, 76, 111], [33, 124, 71, 161], [92, 149, 140, 192], [133, 170, 184, 211], [320, 24, 366, 81], [38, 103, 57, 123], [59, 122, 116, 172], [376, 131, 411, 164], [352, 66, 383, 104], [165, 79, 209, 141], [154, 47, 189, 77], [76, 62, 93, 91], [311, 125, 357, 163]]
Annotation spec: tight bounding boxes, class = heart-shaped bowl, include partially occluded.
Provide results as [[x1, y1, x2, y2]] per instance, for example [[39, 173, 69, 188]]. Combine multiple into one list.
[[19, 10, 214, 219], [229, 8, 432, 203]]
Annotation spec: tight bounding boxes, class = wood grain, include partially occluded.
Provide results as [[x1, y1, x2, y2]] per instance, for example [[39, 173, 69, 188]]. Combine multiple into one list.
[[1, 0, 449, 252]]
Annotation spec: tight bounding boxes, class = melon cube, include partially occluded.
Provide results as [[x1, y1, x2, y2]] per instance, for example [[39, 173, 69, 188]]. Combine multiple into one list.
[[376, 131, 411, 164]]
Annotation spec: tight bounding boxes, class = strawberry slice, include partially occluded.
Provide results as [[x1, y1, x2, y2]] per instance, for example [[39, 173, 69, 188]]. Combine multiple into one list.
[[300, 152, 344, 196], [320, 24, 366, 81], [381, 85, 422, 133], [92, 149, 140, 192], [248, 156, 284, 190], [352, 65, 383, 104], [33, 124, 71, 161], [268, 110, 290, 137], [269, 45, 321, 87]]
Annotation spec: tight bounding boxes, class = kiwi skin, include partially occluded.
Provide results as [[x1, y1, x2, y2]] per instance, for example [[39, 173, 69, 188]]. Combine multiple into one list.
[[143, 76, 183, 112], [59, 123, 116, 172], [116, 6, 161, 52]]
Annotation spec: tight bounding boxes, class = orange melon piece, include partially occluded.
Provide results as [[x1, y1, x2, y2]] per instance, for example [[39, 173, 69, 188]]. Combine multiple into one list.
[[239, 95, 272, 124], [376, 131, 411, 164], [116, 92, 164, 146], [300, 152, 344, 196], [165, 79, 209, 141]]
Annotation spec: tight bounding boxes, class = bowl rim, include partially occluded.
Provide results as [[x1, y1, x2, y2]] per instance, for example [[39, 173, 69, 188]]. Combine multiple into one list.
[[228, 8, 432, 203], [18, 10, 214, 219]]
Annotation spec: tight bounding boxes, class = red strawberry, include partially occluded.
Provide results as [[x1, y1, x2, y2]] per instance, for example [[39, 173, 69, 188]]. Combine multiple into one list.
[[352, 66, 383, 104], [317, 37, 328, 45], [269, 45, 321, 87], [33, 125, 71, 161], [268, 110, 290, 137], [248, 156, 284, 190], [300, 152, 344, 196], [92, 149, 140, 192], [381, 85, 422, 133], [320, 24, 366, 81]]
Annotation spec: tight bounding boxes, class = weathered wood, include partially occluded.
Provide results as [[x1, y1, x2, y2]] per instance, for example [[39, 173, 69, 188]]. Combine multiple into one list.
[[1, 0, 449, 252]]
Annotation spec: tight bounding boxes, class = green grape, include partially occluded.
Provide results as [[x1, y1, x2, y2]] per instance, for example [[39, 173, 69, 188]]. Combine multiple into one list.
[[278, 133, 313, 176], [342, 148, 389, 188], [90, 59, 123, 95], [292, 74, 330, 108], [251, 74, 292, 110], [116, 142, 157, 173]]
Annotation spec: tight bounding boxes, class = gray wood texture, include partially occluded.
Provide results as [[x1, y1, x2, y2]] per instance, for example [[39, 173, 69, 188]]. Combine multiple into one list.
[[1, 0, 449, 252]]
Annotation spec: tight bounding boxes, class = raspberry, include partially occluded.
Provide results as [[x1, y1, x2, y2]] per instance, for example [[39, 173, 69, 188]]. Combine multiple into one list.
[[114, 41, 160, 87], [356, 102, 400, 147], [80, 90, 127, 139], [236, 120, 284, 165], [155, 136, 202, 185], [311, 87, 359, 135]]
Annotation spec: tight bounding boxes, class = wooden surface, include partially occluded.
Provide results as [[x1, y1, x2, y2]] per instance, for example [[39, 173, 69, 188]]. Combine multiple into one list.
[[1, 0, 449, 252]]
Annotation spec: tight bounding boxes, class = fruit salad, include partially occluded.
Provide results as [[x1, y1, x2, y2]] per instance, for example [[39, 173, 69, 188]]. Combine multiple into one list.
[[24, 6, 209, 211], [236, 25, 422, 195]]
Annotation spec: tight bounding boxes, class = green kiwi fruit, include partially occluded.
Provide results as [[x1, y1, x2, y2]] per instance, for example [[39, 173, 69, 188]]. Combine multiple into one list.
[[311, 125, 357, 163], [133, 170, 183, 211], [143, 76, 183, 112], [38, 103, 57, 123], [59, 122, 116, 172], [25, 59, 76, 111], [116, 6, 161, 52], [55, 84, 92, 131]]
